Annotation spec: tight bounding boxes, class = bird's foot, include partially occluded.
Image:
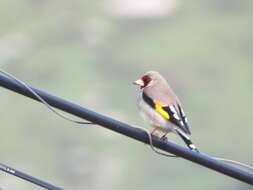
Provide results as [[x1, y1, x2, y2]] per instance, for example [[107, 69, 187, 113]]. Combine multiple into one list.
[[160, 135, 168, 141]]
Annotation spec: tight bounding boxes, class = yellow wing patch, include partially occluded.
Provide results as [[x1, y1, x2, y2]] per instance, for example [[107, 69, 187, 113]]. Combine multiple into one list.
[[153, 100, 170, 120]]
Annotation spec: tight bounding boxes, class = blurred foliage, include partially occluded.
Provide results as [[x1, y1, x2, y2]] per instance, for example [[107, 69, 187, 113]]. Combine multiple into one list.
[[0, 0, 253, 189]]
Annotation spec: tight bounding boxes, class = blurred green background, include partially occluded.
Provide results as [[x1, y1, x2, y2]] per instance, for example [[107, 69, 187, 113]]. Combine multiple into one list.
[[0, 0, 253, 189]]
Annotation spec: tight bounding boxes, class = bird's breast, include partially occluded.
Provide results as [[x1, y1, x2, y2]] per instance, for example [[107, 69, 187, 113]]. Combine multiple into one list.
[[137, 92, 172, 132]]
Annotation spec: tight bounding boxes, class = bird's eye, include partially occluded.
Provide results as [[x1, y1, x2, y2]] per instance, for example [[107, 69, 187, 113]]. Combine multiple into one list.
[[142, 75, 152, 87]]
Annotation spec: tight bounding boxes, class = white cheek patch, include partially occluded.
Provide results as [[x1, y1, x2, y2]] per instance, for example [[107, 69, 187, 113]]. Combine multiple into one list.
[[146, 80, 154, 88]]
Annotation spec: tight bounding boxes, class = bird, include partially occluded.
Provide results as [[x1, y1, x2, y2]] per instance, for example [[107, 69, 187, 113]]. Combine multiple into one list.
[[133, 71, 199, 152]]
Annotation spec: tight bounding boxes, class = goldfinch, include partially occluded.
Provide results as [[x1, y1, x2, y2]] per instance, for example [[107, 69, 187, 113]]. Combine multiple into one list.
[[133, 71, 198, 152]]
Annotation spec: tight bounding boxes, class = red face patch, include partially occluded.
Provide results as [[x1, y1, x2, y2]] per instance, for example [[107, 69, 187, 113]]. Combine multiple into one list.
[[141, 75, 152, 88]]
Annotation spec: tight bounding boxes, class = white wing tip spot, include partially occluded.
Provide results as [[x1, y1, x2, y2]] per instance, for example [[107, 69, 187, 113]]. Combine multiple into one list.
[[189, 144, 196, 150]]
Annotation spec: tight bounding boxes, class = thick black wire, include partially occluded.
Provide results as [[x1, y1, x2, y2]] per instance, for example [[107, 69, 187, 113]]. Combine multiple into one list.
[[0, 70, 93, 189], [0, 163, 63, 190], [0, 72, 253, 185], [0, 70, 94, 125], [0, 70, 176, 157], [4, 71, 252, 165]]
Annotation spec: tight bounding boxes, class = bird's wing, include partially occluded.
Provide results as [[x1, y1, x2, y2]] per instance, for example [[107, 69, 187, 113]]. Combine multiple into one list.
[[142, 92, 191, 134], [177, 104, 191, 134]]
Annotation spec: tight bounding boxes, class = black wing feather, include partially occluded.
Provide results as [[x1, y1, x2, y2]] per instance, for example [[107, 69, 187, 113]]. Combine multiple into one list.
[[142, 92, 190, 134], [162, 106, 185, 129], [177, 104, 191, 134]]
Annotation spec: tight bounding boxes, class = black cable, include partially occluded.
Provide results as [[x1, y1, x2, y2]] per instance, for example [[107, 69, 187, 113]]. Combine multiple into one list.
[[0, 70, 94, 125], [0, 70, 176, 157], [0, 163, 63, 190], [0, 73, 253, 185]]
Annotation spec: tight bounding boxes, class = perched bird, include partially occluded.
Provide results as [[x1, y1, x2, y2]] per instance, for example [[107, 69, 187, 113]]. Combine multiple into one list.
[[133, 71, 198, 152]]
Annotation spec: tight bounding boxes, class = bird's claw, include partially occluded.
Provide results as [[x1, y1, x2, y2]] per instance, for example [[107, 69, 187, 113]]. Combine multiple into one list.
[[160, 135, 168, 141]]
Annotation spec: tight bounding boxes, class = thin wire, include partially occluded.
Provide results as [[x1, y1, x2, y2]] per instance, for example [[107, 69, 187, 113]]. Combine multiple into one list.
[[0, 69, 176, 158], [213, 157, 253, 172], [0, 70, 95, 125], [135, 126, 178, 157], [138, 126, 253, 170], [2, 69, 253, 171]]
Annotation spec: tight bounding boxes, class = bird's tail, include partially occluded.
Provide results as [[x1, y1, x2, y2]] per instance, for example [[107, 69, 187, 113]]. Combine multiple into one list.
[[175, 129, 199, 152]]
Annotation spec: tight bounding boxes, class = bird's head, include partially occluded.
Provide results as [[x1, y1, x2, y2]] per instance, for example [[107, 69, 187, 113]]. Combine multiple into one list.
[[133, 71, 162, 89]]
